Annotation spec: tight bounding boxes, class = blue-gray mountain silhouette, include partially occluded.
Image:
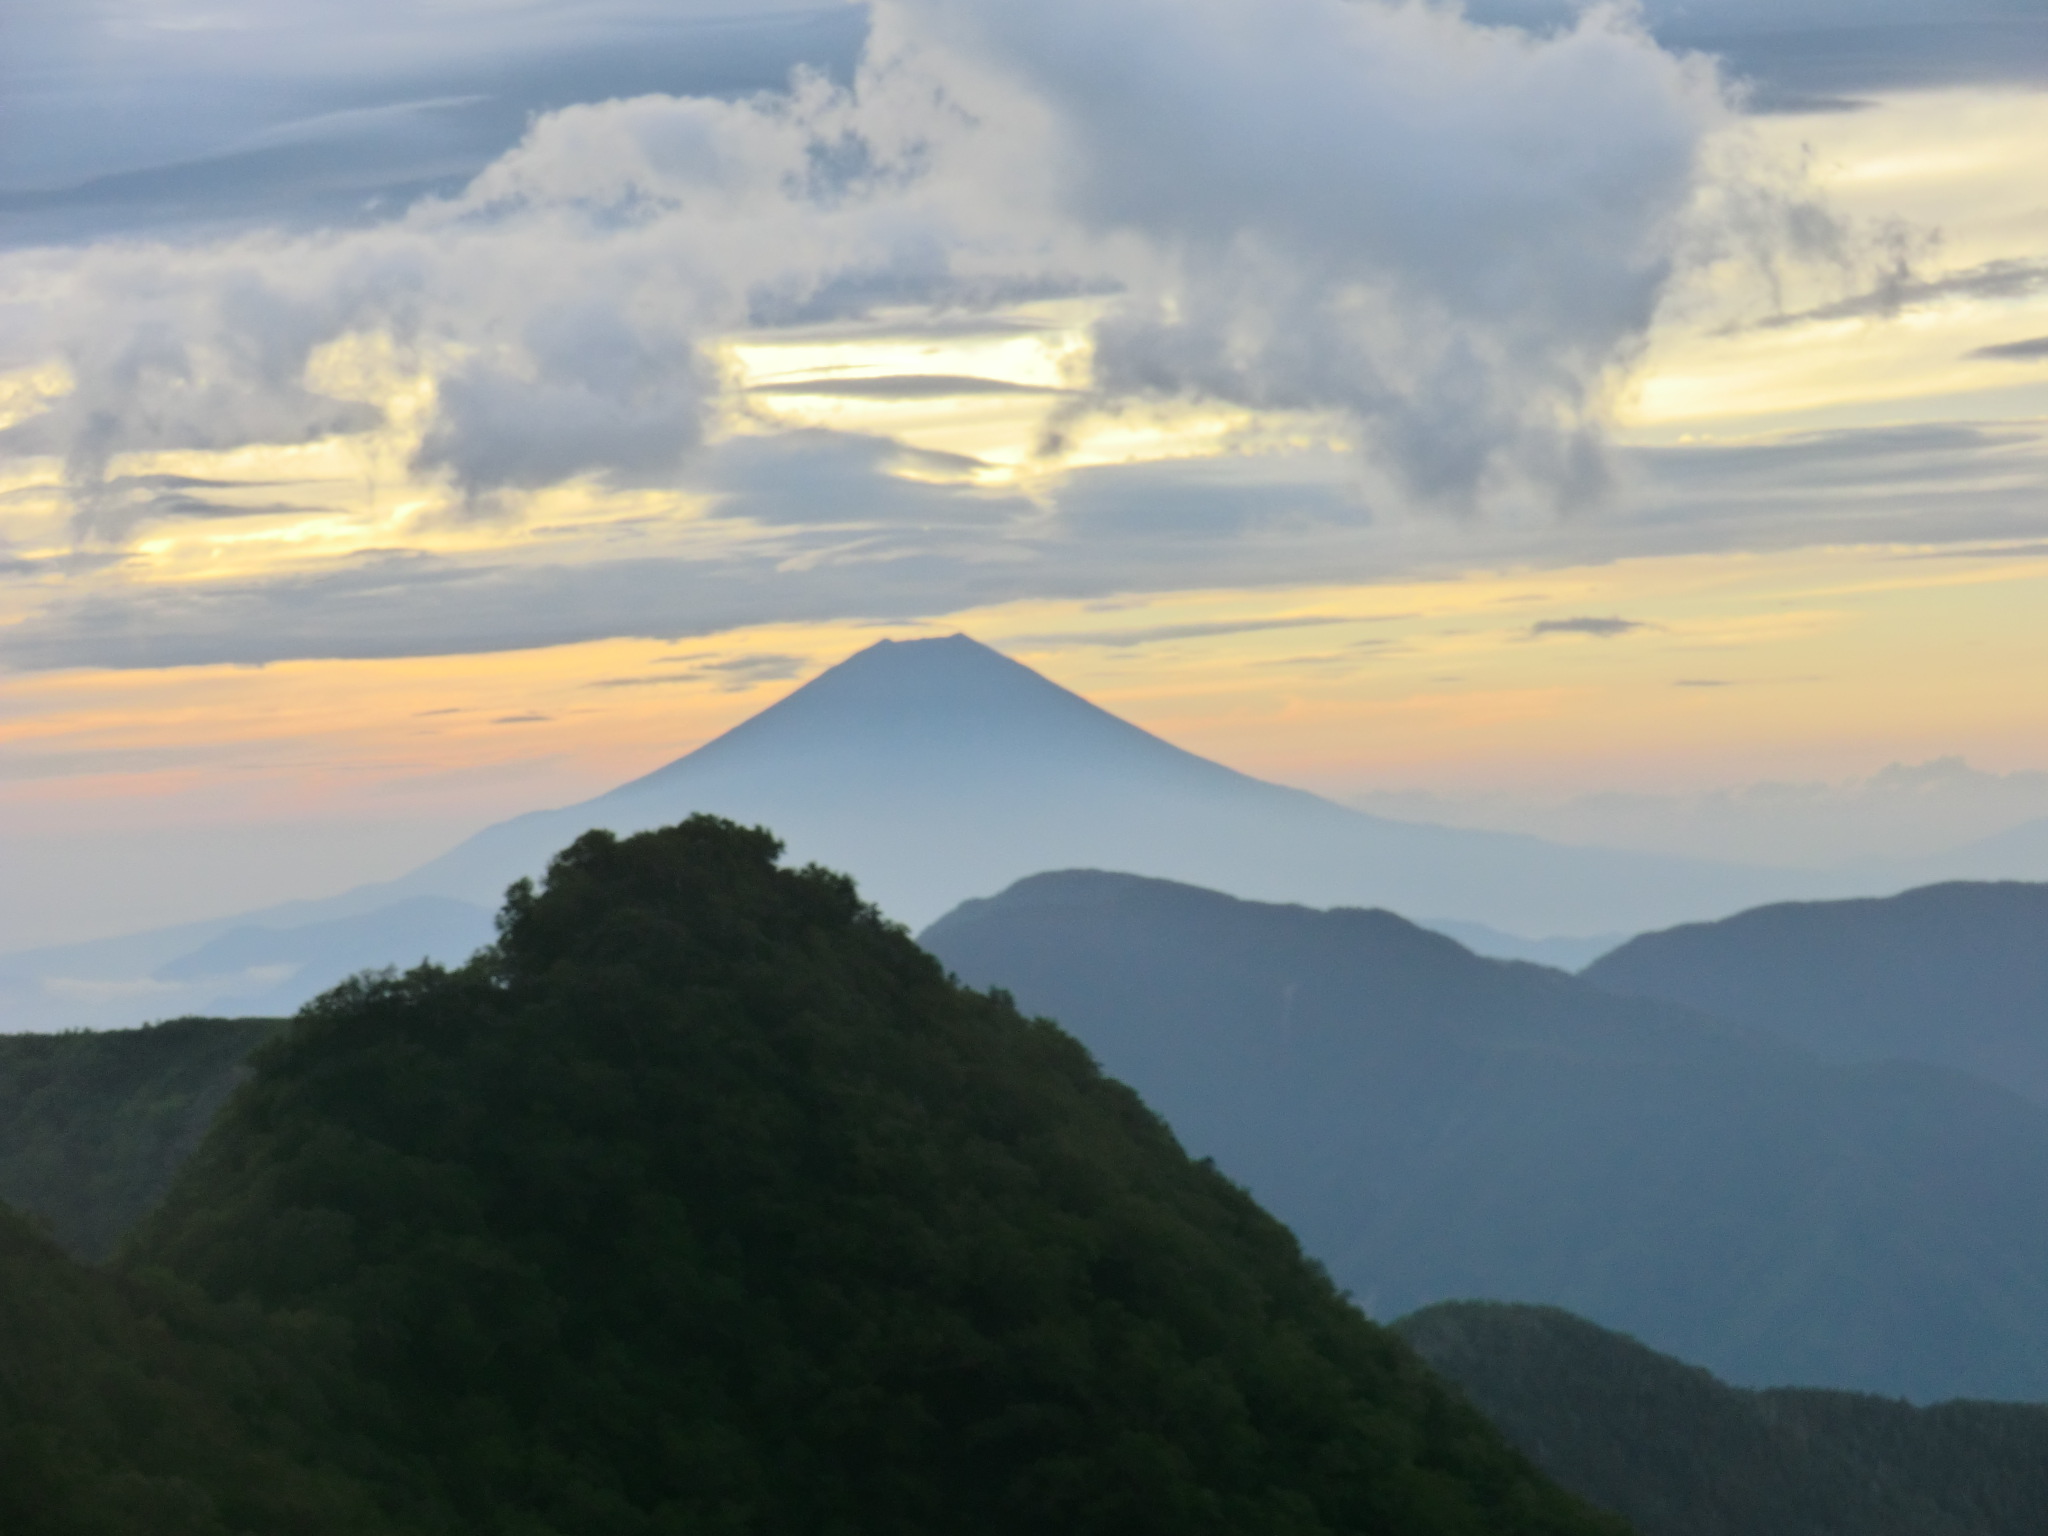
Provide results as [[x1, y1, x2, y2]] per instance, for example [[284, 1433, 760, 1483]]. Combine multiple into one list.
[[379, 634, 1783, 935], [0, 634, 1835, 1031], [1583, 880, 2048, 1102], [921, 868, 2048, 1402]]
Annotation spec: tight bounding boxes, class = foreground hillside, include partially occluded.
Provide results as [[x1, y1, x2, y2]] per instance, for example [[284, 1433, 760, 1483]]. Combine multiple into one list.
[[922, 870, 2048, 1400], [1397, 1302, 2048, 1536], [54, 816, 1614, 1536], [1583, 881, 2048, 1102], [0, 1197, 384, 1536], [0, 1017, 277, 1259]]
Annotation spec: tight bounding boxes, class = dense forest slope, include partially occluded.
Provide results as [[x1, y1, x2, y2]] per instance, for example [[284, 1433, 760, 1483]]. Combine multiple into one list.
[[921, 870, 2048, 1401], [0, 1197, 386, 1536], [1583, 881, 2048, 1101], [1396, 1302, 2048, 1536], [103, 817, 1619, 1536], [0, 1017, 277, 1259]]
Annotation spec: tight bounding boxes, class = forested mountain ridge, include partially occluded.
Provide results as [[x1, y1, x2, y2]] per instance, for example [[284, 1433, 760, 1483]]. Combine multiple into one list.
[[84, 816, 1623, 1536], [0, 1016, 278, 1259], [0, 1196, 389, 1536], [921, 869, 2048, 1401], [1396, 1302, 2048, 1536], [1582, 881, 2048, 1102]]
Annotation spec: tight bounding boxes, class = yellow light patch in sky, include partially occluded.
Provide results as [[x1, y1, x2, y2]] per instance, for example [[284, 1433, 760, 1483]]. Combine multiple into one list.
[[1622, 89, 2048, 437]]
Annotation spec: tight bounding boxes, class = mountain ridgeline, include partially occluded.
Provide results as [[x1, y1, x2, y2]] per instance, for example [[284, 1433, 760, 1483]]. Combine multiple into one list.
[[1583, 880, 2048, 1102], [3, 818, 1624, 1536], [1396, 1303, 2048, 1536], [2, 634, 1821, 1034], [921, 869, 2048, 1402]]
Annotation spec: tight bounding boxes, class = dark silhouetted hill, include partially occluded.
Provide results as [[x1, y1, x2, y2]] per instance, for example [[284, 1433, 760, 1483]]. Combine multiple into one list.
[[0, 1016, 278, 1260], [111, 817, 1618, 1536], [1582, 881, 2048, 1102], [921, 869, 2048, 1401], [1395, 1301, 2048, 1536]]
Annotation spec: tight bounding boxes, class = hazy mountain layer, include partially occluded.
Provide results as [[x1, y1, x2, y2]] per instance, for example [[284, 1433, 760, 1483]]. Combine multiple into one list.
[[0, 635, 1820, 1034], [105, 816, 1619, 1536], [1583, 881, 2048, 1101], [0, 1017, 278, 1260], [1397, 1301, 2048, 1536], [0, 894, 495, 1035], [373, 635, 1799, 937], [921, 870, 2048, 1401]]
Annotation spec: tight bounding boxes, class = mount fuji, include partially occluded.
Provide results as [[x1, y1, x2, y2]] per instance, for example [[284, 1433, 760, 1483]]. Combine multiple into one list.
[[5, 634, 1831, 1030], [387, 633, 1796, 931]]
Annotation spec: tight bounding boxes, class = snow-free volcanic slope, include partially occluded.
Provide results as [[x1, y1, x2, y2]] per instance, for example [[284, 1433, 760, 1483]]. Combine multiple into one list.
[[383, 634, 1782, 933], [0, 635, 1826, 1032]]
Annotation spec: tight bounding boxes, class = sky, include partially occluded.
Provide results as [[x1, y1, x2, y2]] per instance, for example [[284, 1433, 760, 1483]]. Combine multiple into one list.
[[2, 0, 2047, 948]]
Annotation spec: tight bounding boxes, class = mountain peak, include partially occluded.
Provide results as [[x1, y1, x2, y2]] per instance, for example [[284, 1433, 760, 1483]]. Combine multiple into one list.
[[764, 631, 1095, 709], [615, 632, 1212, 793]]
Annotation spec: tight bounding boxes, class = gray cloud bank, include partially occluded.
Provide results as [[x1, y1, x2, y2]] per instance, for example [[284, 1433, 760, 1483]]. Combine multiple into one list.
[[4, 419, 2044, 672], [0, 3, 868, 244], [0, 0, 1741, 523], [2, 0, 2040, 673], [1468, 0, 2048, 107], [1974, 337, 2048, 363], [5, 0, 2028, 251]]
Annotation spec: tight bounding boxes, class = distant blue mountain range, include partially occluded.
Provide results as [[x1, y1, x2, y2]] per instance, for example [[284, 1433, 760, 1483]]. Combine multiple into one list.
[[2, 634, 1819, 1031], [2, 633, 2041, 1033]]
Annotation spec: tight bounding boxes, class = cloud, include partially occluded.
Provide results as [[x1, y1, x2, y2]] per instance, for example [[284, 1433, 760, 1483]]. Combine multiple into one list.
[[65, 474, 327, 542], [1530, 615, 1647, 637], [1052, 455, 1371, 540], [1972, 336, 2048, 362], [701, 431, 1025, 528], [1465, 2, 2048, 101], [416, 307, 712, 498], [6, 415, 2045, 672], [0, 0, 1743, 533], [893, 0, 1727, 507], [748, 374, 1068, 399], [0, 4, 868, 242], [1749, 258, 2048, 331], [1683, 14, 2048, 103], [591, 650, 808, 690], [1007, 616, 1357, 649], [0, 265, 386, 519], [22, 0, 2028, 672]]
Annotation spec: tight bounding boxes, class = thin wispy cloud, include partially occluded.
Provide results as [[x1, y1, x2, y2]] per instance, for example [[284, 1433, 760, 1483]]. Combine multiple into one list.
[[1971, 336, 2048, 361], [1531, 616, 1648, 638], [748, 375, 1072, 399], [1748, 259, 2048, 332], [1006, 617, 1361, 650]]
